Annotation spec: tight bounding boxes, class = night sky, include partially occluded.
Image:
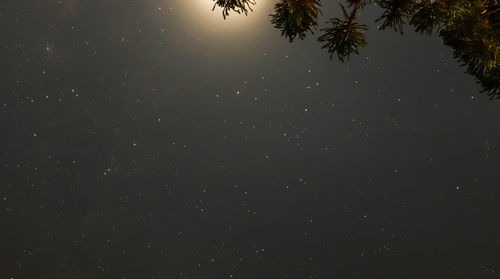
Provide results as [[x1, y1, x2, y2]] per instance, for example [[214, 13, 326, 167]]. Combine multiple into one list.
[[1, 0, 500, 278]]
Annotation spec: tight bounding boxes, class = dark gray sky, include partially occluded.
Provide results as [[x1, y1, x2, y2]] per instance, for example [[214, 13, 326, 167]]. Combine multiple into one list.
[[1, 1, 500, 278]]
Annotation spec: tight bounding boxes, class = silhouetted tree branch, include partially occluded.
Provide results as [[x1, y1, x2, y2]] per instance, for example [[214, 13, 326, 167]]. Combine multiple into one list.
[[212, 0, 256, 19], [270, 0, 322, 42], [211, 0, 500, 99], [318, 1, 368, 62]]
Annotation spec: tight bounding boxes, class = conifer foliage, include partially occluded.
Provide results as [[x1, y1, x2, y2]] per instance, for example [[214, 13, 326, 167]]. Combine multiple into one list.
[[211, 0, 500, 99], [318, 2, 367, 62], [212, 0, 256, 19], [271, 0, 322, 42]]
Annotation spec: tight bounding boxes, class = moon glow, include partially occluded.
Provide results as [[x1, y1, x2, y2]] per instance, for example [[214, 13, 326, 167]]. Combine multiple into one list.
[[182, 0, 274, 33]]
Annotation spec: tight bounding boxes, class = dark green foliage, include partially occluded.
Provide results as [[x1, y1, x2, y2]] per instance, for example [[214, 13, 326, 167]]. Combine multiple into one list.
[[212, 0, 256, 19], [436, 0, 499, 98], [375, 0, 414, 33], [439, 0, 498, 75], [410, 0, 444, 34], [210, 0, 500, 99], [318, 3, 368, 62], [476, 66, 500, 99], [270, 0, 322, 42], [345, 0, 372, 8], [485, 3, 500, 37]]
